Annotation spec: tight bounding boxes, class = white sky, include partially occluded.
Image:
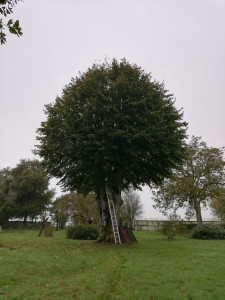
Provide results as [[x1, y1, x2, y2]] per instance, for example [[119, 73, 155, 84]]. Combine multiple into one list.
[[1, 0, 225, 220]]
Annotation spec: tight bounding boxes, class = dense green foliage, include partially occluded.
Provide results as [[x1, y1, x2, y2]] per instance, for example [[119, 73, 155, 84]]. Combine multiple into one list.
[[66, 224, 99, 240], [36, 59, 187, 194], [153, 136, 225, 224], [1, 230, 225, 299], [0, 0, 23, 45], [0, 159, 54, 226], [191, 224, 225, 240]]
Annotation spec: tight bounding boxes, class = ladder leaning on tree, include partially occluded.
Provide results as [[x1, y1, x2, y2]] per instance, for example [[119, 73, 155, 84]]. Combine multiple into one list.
[[106, 186, 122, 245]]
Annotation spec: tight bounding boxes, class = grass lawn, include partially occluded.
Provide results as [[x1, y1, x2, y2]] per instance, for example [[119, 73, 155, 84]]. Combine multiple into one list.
[[0, 229, 225, 300]]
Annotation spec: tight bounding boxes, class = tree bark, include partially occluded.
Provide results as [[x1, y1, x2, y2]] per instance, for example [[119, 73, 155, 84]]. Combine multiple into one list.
[[23, 215, 27, 227], [96, 187, 112, 241], [38, 217, 49, 237], [56, 219, 59, 231], [112, 185, 122, 227], [193, 199, 202, 225], [96, 185, 122, 243]]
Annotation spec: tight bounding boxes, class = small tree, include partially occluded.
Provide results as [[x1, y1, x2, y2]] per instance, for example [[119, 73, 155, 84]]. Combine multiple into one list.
[[160, 212, 186, 239], [121, 189, 143, 228], [153, 136, 225, 224]]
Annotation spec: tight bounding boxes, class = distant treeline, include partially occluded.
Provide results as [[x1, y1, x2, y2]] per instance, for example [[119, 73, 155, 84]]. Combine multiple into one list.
[[2, 220, 50, 229]]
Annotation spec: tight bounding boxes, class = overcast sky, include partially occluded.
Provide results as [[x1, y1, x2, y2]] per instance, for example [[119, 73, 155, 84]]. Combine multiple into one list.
[[1, 0, 225, 219]]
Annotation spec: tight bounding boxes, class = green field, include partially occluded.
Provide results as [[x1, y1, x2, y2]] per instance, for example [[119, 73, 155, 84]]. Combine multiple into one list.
[[0, 229, 225, 300]]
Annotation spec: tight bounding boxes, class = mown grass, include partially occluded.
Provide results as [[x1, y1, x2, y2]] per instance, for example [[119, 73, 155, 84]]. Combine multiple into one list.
[[0, 229, 225, 300]]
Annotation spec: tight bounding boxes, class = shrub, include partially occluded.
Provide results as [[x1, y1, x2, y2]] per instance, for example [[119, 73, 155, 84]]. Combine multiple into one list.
[[159, 212, 188, 240], [185, 223, 197, 233], [219, 223, 225, 229], [66, 224, 99, 240], [160, 221, 187, 239], [191, 224, 225, 239], [45, 224, 55, 237], [160, 221, 177, 239]]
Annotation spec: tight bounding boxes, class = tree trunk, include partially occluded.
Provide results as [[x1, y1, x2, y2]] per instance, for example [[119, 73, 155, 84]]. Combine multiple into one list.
[[96, 187, 112, 242], [23, 215, 27, 227], [56, 219, 59, 231], [112, 185, 122, 227], [193, 199, 202, 225], [96, 185, 122, 243], [38, 217, 49, 237]]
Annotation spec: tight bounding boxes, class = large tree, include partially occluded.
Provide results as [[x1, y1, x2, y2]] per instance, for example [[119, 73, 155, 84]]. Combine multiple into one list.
[[9, 159, 54, 225], [0, 0, 23, 45], [36, 59, 187, 240], [153, 136, 225, 224]]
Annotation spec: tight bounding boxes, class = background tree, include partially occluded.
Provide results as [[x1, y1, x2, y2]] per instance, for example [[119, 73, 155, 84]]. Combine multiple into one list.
[[50, 198, 68, 230], [121, 189, 143, 228], [9, 159, 54, 225], [53, 193, 100, 226], [36, 59, 187, 240], [210, 190, 225, 222], [0, 168, 15, 226], [0, 0, 23, 45], [153, 136, 225, 224]]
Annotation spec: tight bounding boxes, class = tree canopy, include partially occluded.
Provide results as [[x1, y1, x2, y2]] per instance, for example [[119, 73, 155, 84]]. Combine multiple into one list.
[[36, 59, 187, 238], [36, 59, 187, 191], [153, 136, 225, 224], [0, 0, 23, 45]]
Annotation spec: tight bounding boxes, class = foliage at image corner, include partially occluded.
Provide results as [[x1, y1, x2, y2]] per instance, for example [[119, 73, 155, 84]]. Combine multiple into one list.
[[0, 0, 23, 45]]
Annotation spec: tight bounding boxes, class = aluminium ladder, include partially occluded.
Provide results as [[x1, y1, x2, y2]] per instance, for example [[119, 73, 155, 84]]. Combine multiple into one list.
[[106, 187, 121, 245]]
